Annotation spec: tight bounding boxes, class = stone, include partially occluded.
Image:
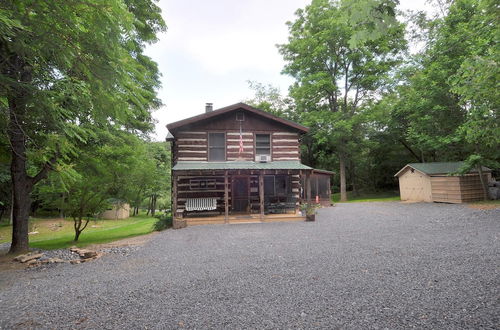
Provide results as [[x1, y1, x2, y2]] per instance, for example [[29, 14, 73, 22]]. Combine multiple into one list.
[[173, 219, 187, 229], [70, 248, 98, 258], [83, 251, 98, 258], [45, 258, 66, 264], [70, 259, 81, 264], [14, 253, 44, 263]]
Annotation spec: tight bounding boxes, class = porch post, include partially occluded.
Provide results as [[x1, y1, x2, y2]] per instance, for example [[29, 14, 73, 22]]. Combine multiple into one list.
[[172, 172, 178, 215], [224, 170, 229, 223], [259, 173, 264, 221], [306, 171, 311, 203]]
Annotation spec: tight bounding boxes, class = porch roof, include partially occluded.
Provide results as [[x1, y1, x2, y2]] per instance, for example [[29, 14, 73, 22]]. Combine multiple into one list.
[[173, 160, 312, 171]]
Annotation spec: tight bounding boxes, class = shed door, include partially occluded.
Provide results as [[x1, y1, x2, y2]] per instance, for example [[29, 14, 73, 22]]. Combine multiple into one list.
[[399, 170, 431, 202], [232, 177, 249, 212]]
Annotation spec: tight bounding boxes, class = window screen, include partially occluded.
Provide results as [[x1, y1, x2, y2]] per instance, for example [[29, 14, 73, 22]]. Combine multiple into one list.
[[317, 176, 330, 198], [264, 175, 289, 196], [255, 134, 271, 155], [208, 133, 225, 161], [264, 176, 275, 196], [275, 175, 288, 196]]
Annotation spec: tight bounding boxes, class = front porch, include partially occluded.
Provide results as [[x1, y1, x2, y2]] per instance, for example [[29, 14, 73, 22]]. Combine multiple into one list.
[[172, 161, 316, 226]]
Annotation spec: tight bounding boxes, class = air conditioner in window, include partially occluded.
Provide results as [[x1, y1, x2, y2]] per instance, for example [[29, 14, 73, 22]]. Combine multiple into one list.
[[256, 154, 271, 163]]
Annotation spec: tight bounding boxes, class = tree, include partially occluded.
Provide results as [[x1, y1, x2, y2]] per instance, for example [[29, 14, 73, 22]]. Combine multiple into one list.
[[448, 0, 499, 195], [279, 0, 406, 201], [144, 142, 171, 216], [0, 0, 165, 253], [245, 81, 296, 119], [388, 0, 499, 190]]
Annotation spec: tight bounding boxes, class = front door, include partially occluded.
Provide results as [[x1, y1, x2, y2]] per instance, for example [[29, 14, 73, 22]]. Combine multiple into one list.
[[232, 177, 249, 212]]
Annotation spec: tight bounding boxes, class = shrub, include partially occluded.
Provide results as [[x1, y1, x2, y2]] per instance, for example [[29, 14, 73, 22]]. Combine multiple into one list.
[[153, 212, 172, 231]]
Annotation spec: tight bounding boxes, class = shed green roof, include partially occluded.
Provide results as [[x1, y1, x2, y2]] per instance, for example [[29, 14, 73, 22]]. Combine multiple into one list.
[[173, 161, 312, 171], [395, 161, 491, 177]]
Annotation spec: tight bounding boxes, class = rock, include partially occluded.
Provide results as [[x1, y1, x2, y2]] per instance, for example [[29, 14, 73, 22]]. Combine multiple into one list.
[[83, 251, 98, 258], [70, 259, 81, 264], [70, 248, 98, 259], [488, 187, 500, 200], [14, 253, 44, 263], [44, 258, 66, 264], [173, 219, 187, 229], [80, 253, 102, 263], [26, 259, 40, 266]]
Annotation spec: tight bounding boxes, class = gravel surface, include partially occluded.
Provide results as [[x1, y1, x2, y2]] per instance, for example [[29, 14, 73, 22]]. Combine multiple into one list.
[[0, 202, 498, 329]]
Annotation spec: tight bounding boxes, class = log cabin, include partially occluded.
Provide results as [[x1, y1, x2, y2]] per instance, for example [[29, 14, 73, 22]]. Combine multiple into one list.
[[167, 102, 331, 226]]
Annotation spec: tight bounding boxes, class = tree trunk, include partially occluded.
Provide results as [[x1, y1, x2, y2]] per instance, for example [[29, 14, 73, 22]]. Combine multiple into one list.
[[477, 165, 490, 200], [59, 193, 66, 219], [74, 217, 90, 241], [151, 195, 157, 216], [339, 152, 347, 202], [8, 95, 33, 254], [146, 195, 152, 215], [9, 193, 13, 225]]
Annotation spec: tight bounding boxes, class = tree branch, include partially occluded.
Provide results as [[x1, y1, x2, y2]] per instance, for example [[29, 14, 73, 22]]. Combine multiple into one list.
[[30, 154, 58, 185], [399, 139, 423, 162]]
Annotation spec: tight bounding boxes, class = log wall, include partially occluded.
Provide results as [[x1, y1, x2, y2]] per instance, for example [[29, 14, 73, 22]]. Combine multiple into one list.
[[174, 132, 207, 162], [271, 132, 300, 161], [172, 131, 301, 162]]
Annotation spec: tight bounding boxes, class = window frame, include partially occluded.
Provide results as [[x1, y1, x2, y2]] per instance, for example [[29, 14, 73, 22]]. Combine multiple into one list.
[[263, 174, 289, 197], [208, 132, 226, 161], [190, 179, 217, 190], [255, 133, 271, 156]]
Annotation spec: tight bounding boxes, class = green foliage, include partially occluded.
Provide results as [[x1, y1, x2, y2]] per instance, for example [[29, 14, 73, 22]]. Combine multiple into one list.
[[1, 0, 166, 251], [300, 203, 320, 215], [153, 212, 172, 231], [34, 130, 171, 239], [279, 0, 407, 200], [0, 217, 157, 250], [387, 0, 499, 172], [332, 191, 400, 203]]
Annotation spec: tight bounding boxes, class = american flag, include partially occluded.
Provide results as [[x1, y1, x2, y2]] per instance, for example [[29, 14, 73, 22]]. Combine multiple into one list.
[[239, 124, 244, 154]]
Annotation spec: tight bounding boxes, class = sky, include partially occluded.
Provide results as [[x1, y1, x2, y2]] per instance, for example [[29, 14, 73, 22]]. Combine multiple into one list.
[[145, 0, 433, 141]]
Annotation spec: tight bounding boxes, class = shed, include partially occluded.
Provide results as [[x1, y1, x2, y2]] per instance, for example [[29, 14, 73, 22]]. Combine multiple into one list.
[[394, 162, 491, 203], [100, 201, 130, 220]]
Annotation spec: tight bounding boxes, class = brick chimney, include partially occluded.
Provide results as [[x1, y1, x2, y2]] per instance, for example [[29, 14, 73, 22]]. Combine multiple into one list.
[[205, 103, 213, 113]]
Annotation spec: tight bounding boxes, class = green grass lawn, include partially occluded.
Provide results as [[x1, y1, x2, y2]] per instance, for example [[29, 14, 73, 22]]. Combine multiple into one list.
[[0, 214, 158, 250], [332, 191, 400, 203], [468, 199, 500, 208]]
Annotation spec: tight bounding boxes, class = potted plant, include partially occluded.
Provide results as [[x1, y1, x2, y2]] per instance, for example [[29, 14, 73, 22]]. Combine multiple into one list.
[[301, 203, 319, 221]]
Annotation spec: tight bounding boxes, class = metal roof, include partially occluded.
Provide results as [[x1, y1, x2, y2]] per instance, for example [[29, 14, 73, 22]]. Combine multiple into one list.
[[394, 161, 491, 177], [173, 160, 313, 171]]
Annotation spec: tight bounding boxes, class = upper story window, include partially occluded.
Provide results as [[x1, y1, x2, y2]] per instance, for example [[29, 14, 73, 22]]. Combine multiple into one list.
[[255, 134, 270, 155], [208, 132, 225, 161]]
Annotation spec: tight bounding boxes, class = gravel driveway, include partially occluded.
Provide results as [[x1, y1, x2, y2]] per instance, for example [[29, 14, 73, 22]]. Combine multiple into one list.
[[0, 202, 498, 329]]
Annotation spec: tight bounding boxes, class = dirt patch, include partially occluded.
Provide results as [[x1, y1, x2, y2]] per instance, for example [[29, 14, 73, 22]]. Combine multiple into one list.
[[467, 203, 500, 210], [0, 254, 28, 271]]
